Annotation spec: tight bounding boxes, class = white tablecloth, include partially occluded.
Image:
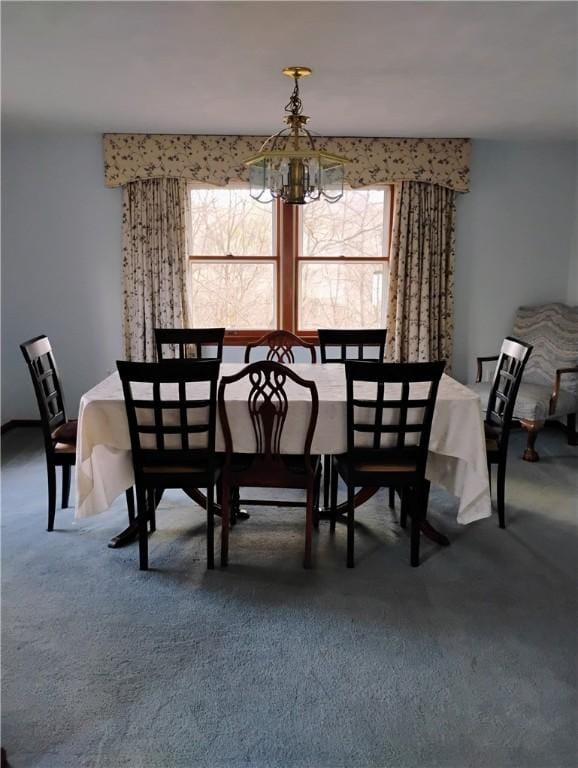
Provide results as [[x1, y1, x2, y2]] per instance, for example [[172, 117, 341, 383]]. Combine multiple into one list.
[[75, 364, 491, 525]]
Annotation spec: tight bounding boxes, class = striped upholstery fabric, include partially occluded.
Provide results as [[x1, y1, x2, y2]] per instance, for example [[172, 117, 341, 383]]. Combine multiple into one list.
[[471, 304, 578, 422], [513, 304, 578, 397]]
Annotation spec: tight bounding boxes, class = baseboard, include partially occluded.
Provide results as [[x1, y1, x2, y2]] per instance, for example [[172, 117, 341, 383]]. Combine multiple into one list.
[[1, 419, 41, 434]]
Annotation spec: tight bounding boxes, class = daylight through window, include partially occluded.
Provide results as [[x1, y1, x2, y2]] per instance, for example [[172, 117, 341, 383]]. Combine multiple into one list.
[[188, 186, 392, 341]]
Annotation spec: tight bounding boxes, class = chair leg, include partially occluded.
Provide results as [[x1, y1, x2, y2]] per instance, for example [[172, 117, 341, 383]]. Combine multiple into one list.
[[313, 464, 322, 530], [148, 488, 163, 533], [231, 486, 240, 527], [487, 461, 492, 495], [323, 454, 331, 511], [220, 482, 230, 567], [346, 484, 355, 568], [410, 487, 422, 567], [206, 485, 214, 570], [125, 487, 135, 524], [521, 419, 543, 462], [304, 483, 314, 569], [497, 458, 507, 529], [400, 487, 408, 529], [148, 489, 157, 533], [568, 413, 577, 446], [47, 461, 57, 531], [329, 459, 338, 533], [388, 487, 395, 509], [136, 487, 149, 570], [61, 464, 71, 509]]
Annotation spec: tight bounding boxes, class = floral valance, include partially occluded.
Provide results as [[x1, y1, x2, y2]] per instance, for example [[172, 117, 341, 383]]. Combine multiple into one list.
[[103, 134, 471, 193]]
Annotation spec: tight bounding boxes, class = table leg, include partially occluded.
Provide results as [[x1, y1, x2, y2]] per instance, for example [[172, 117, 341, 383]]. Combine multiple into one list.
[[108, 485, 252, 548], [184, 488, 250, 522], [108, 487, 163, 549], [318, 483, 450, 547]]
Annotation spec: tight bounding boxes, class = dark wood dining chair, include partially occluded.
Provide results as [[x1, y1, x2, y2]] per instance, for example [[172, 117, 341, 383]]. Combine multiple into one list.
[[331, 360, 445, 568], [244, 330, 317, 364], [117, 359, 221, 570], [20, 335, 77, 530], [317, 328, 387, 363], [317, 328, 387, 510], [218, 360, 320, 569], [154, 328, 225, 361], [483, 336, 533, 528], [20, 335, 136, 531]]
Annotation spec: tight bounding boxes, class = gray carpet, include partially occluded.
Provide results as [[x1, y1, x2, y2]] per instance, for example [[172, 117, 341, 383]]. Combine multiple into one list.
[[1, 426, 577, 768]]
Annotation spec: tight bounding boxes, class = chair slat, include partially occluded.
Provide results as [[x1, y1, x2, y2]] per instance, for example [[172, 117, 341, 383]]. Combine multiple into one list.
[[353, 423, 424, 434], [131, 398, 211, 409], [154, 328, 225, 362], [352, 397, 431, 409], [318, 329, 387, 364], [136, 424, 209, 435]]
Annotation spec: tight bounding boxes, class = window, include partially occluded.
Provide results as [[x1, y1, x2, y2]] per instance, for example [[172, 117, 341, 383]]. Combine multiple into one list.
[[188, 186, 392, 342]]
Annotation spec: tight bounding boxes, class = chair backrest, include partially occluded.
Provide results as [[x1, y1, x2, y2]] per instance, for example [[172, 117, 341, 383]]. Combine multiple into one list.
[[20, 335, 67, 446], [318, 329, 387, 363], [154, 328, 225, 361], [345, 360, 446, 475], [218, 360, 319, 473], [512, 303, 577, 393], [244, 330, 317, 364], [117, 359, 220, 476], [486, 336, 533, 442]]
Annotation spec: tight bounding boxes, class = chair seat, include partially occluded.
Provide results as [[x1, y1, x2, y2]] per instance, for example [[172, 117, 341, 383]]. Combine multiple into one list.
[[355, 461, 416, 473], [54, 442, 76, 454], [225, 454, 320, 488], [483, 422, 501, 453], [142, 464, 216, 475], [485, 436, 499, 452], [470, 381, 577, 421], [334, 453, 419, 486], [51, 419, 78, 445]]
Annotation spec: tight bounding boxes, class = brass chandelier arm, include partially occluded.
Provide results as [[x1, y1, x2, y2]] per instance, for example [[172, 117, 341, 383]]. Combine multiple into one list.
[[245, 66, 348, 206]]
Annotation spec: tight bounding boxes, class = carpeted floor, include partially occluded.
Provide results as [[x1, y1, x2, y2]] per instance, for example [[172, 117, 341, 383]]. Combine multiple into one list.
[[1, 426, 577, 768]]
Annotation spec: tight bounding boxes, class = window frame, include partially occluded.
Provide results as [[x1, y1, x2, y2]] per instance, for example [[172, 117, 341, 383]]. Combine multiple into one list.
[[187, 186, 394, 345]]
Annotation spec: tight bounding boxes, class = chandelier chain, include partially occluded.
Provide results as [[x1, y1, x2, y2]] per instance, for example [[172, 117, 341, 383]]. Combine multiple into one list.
[[284, 76, 303, 116]]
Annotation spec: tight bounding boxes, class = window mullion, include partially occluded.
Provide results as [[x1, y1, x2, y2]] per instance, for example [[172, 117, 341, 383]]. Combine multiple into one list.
[[279, 201, 298, 333]]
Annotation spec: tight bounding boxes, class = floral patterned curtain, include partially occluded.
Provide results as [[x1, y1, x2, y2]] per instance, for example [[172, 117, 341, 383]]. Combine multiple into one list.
[[122, 178, 190, 361], [385, 181, 456, 367], [104, 134, 471, 192]]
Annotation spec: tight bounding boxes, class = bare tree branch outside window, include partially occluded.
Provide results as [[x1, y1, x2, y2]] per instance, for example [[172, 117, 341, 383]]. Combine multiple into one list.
[[188, 187, 389, 332]]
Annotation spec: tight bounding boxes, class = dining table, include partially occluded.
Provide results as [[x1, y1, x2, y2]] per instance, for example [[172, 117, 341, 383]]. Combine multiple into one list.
[[75, 363, 492, 546]]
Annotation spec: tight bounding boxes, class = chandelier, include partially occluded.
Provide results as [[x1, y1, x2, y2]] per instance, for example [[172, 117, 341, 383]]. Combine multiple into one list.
[[245, 67, 349, 205]]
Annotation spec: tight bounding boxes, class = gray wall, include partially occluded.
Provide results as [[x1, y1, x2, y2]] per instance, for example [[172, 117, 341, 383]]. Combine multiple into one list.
[[567, 195, 578, 306], [454, 139, 577, 381], [2, 134, 576, 421], [1, 133, 123, 421]]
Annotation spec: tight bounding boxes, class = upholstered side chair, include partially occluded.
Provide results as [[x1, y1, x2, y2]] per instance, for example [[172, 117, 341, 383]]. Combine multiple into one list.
[[471, 304, 577, 461]]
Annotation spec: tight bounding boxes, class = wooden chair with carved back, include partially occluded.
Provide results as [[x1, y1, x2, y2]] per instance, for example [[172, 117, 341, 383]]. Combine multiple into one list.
[[117, 359, 220, 570], [331, 360, 445, 568], [154, 328, 225, 362], [244, 330, 317, 364], [20, 335, 135, 531], [218, 360, 320, 569], [483, 337, 533, 528], [317, 328, 387, 511]]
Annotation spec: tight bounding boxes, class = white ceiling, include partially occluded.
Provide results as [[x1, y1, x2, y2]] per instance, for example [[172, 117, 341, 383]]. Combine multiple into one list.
[[2, 1, 577, 139]]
